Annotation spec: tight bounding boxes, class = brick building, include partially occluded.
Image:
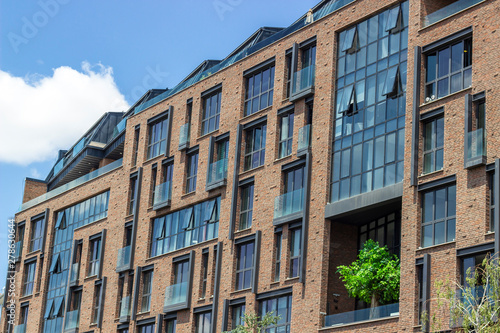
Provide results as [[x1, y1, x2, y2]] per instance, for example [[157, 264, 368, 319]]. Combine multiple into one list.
[[2, 0, 499, 332]]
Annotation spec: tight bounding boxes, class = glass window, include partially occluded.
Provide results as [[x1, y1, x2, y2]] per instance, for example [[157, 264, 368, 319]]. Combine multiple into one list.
[[421, 184, 456, 247], [141, 270, 153, 312], [132, 127, 140, 167], [489, 172, 495, 232], [138, 323, 155, 333], [239, 184, 254, 230], [461, 253, 487, 287], [195, 311, 212, 333], [88, 237, 101, 277], [285, 55, 292, 98], [165, 319, 177, 333], [151, 198, 220, 256], [332, 2, 408, 203], [245, 66, 275, 116], [202, 90, 221, 135], [30, 217, 43, 252], [259, 295, 292, 332], [201, 253, 209, 299], [417, 265, 424, 325], [129, 176, 137, 215], [186, 151, 199, 193], [279, 113, 294, 158], [20, 303, 29, 326], [289, 228, 301, 278], [358, 211, 401, 256], [244, 124, 267, 171], [425, 37, 472, 101], [23, 261, 36, 296], [91, 284, 101, 324], [423, 116, 444, 174], [150, 166, 157, 206], [236, 242, 254, 290], [147, 117, 168, 160], [231, 304, 246, 329]]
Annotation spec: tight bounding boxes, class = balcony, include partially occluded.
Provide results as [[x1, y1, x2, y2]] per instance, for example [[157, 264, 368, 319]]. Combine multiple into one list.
[[14, 324, 26, 333], [289, 64, 315, 102], [297, 124, 311, 157], [64, 309, 80, 332], [178, 123, 190, 150], [206, 158, 228, 191], [13, 241, 22, 262], [69, 263, 79, 287], [423, 0, 486, 27], [273, 188, 304, 225], [465, 128, 486, 169], [324, 303, 400, 327], [119, 295, 131, 323], [153, 181, 172, 210], [116, 246, 132, 272], [163, 281, 189, 312]]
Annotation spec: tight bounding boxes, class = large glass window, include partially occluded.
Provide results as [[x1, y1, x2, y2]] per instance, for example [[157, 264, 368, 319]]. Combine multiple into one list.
[[91, 283, 101, 324], [129, 176, 137, 215], [245, 66, 275, 116], [425, 38, 472, 101], [231, 304, 246, 329], [236, 241, 254, 291], [274, 232, 282, 282], [259, 294, 292, 332], [279, 113, 294, 158], [23, 261, 36, 296], [151, 197, 220, 256], [423, 116, 444, 174], [30, 217, 43, 252], [358, 211, 401, 256], [195, 311, 212, 333], [331, 2, 408, 203], [202, 90, 221, 135], [44, 192, 109, 333], [141, 270, 153, 313], [489, 172, 495, 232], [147, 117, 168, 160], [186, 151, 199, 193], [201, 253, 209, 299], [422, 184, 456, 247], [244, 124, 267, 171], [289, 227, 302, 278], [138, 323, 155, 333], [88, 236, 101, 277], [239, 184, 254, 230]]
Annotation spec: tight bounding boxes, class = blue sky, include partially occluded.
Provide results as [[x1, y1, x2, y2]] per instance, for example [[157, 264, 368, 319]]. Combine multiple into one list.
[[0, 0, 318, 293]]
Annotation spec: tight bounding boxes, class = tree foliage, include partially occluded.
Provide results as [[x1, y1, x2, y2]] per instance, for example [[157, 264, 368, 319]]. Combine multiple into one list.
[[336, 239, 400, 308], [226, 311, 280, 333], [422, 254, 500, 333]]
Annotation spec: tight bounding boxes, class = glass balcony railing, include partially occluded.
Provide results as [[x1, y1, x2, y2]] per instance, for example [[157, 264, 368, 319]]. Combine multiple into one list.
[[72, 137, 87, 158], [178, 123, 190, 149], [274, 188, 304, 219], [116, 246, 131, 270], [298, 124, 311, 153], [292, 64, 315, 95], [53, 158, 64, 175], [424, 0, 485, 26], [20, 158, 123, 212], [467, 128, 486, 160], [164, 281, 188, 309], [13, 241, 22, 261], [119, 295, 132, 318], [14, 324, 26, 333], [153, 181, 172, 207], [69, 263, 79, 284], [111, 118, 127, 141], [64, 309, 80, 330], [324, 303, 400, 327], [207, 158, 228, 185]]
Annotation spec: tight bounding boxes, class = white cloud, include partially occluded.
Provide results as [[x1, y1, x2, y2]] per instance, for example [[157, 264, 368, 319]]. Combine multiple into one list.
[[30, 168, 41, 179], [0, 62, 130, 165]]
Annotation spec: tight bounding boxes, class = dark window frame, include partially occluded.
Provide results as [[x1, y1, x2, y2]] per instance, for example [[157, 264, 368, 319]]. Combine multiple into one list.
[[147, 115, 169, 160], [186, 147, 199, 193], [279, 112, 295, 158], [243, 123, 267, 171], [422, 115, 444, 174], [244, 62, 275, 116], [239, 182, 254, 230], [23, 259, 36, 296], [140, 268, 154, 313], [421, 183, 456, 247], [201, 89, 222, 135], [235, 241, 255, 291]]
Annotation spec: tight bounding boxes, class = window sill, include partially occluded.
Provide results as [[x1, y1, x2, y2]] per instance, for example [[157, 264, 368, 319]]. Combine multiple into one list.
[[146, 238, 218, 262], [418, 169, 443, 179], [73, 216, 107, 232], [285, 276, 299, 282], [181, 191, 197, 199], [18, 294, 33, 301], [197, 129, 220, 142], [241, 105, 273, 122], [230, 288, 252, 296], [84, 274, 98, 282], [240, 164, 265, 177], [273, 155, 293, 164], [416, 240, 455, 252], [25, 249, 41, 259], [420, 87, 471, 109], [234, 228, 252, 236]]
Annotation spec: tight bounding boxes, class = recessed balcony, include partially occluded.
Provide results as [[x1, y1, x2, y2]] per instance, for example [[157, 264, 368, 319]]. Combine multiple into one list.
[[163, 281, 189, 312], [153, 181, 172, 210], [273, 188, 304, 225], [116, 246, 132, 272], [289, 64, 315, 102], [206, 158, 228, 191]]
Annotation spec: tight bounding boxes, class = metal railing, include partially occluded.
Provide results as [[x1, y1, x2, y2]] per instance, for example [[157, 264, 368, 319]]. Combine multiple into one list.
[[292, 64, 315, 95], [274, 188, 304, 219], [424, 0, 485, 26], [207, 158, 228, 185], [116, 246, 131, 270], [164, 281, 188, 308], [19, 158, 123, 212], [153, 181, 172, 207], [324, 303, 400, 327]]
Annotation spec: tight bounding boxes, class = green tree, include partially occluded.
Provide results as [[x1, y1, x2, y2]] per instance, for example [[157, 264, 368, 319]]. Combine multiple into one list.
[[422, 254, 500, 333], [226, 311, 280, 333], [336, 239, 400, 318]]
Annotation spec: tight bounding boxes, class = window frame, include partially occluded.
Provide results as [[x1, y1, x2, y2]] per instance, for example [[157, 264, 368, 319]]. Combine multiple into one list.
[[195, 310, 212, 333], [239, 183, 254, 230], [289, 226, 302, 278], [201, 89, 222, 135], [274, 231, 282, 282], [235, 241, 255, 291], [23, 259, 36, 296], [421, 183, 456, 247], [279, 112, 295, 158], [140, 269, 153, 313], [244, 63, 275, 116], [29, 217, 43, 253], [147, 116, 169, 160], [186, 148, 199, 193], [88, 236, 101, 277], [244, 123, 267, 171], [422, 115, 444, 174]]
